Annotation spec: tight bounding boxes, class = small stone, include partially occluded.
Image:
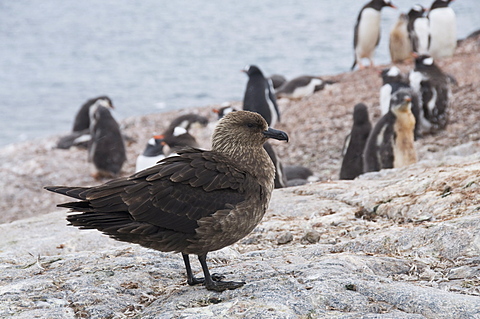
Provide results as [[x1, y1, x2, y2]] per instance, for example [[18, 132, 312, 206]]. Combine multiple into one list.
[[301, 231, 321, 244], [277, 232, 293, 245]]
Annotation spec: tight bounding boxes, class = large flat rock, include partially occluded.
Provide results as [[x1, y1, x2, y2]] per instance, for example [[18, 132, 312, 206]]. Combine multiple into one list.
[[1, 151, 479, 318]]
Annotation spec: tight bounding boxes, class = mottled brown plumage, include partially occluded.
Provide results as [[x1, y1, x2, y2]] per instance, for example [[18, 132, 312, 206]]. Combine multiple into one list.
[[45, 111, 288, 292]]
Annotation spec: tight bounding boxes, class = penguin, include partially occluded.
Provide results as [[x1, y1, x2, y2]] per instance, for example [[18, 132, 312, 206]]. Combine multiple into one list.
[[242, 65, 280, 127], [363, 89, 417, 173], [135, 135, 166, 172], [352, 0, 397, 70], [269, 74, 287, 90], [275, 76, 335, 100], [389, 13, 413, 63], [379, 66, 423, 139], [428, 0, 457, 59], [408, 54, 451, 133], [407, 5, 429, 54], [88, 101, 126, 179], [339, 103, 372, 180], [57, 96, 114, 149]]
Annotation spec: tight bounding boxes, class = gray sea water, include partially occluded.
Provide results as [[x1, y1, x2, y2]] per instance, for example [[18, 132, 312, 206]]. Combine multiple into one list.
[[1, 0, 478, 147]]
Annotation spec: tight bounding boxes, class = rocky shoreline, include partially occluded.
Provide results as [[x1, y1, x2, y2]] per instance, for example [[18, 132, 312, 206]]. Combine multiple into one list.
[[0, 36, 479, 318]]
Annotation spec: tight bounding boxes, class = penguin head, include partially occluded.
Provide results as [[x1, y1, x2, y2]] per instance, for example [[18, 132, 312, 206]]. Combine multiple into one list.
[[380, 66, 404, 84], [372, 0, 397, 10], [89, 101, 113, 129], [382, 0, 396, 8], [242, 65, 264, 77], [408, 4, 426, 19], [148, 134, 165, 146], [414, 54, 435, 69], [390, 89, 412, 113], [172, 126, 188, 137], [143, 135, 166, 156], [352, 103, 370, 125], [430, 0, 453, 10], [98, 98, 114, 109]]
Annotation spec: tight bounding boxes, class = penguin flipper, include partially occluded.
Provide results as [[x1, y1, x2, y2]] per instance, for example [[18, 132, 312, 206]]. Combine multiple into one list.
[[351, 18, 360, 71]]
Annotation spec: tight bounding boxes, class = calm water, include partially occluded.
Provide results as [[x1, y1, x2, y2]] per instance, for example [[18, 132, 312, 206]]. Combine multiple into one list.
[[1, 0, 478, 146]]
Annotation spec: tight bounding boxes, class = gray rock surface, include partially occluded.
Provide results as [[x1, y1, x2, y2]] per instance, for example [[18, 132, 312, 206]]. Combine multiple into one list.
[[1, 150, 479, 318]]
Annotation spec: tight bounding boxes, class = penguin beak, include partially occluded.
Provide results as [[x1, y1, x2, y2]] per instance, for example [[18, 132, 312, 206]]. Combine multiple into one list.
[[212, 108, 219, 114], [263, 128, 289, 142], [404, 96, 412, 103], [388, 2, 397, 9], [411, 52, 419, 58]]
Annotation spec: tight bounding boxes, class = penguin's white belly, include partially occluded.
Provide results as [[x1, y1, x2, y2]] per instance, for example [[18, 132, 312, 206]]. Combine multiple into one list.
[[429, 8, 457, 59], [265, 87, 278, 127], [356, 8, 381, 59], [414, 18, 429, 54], [380, 84, 392, 115]]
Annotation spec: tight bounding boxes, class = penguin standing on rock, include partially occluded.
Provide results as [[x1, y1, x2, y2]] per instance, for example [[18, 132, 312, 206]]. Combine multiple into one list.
[[242, 65, 280, 127], [352, 0, 397, 70], [363, 89, 417, 172], [389, 13, 412, 63], [339, 103, 372, 180], [408, 54, 451, 133], [407, 5, 429, 55], [428, 0, 457, 59], [88, 101, 126, 179]]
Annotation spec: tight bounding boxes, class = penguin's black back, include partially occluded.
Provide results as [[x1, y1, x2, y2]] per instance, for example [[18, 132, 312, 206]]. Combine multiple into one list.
[[89, 106, 126, 175]]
